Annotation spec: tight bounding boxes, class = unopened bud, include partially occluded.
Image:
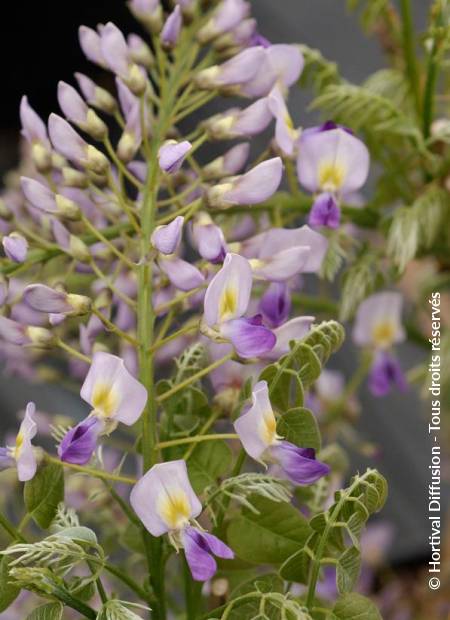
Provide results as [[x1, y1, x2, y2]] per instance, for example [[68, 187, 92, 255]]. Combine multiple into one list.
[[117, 131, 138, 163], [31, 143, 52, 173], [93, 87, 118, 114], [55, 194, 81, 220], [66, 293, 92, 315], [62, 167, 88, 188], [126, 64, 147, 96], [51, 152, 67, 170], [26, 326, 56, 348], [86, 109, 108, 140], [207, 182, 234, 208], [0, 199, 12, 221], [69, 235, 91, 262], [94, 288, 113, 311], [85, 145, 109, 175]]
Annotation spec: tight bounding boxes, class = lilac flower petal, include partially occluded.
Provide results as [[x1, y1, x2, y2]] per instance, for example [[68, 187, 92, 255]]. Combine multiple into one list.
[[130, 460, 202, 536], [352, 292, 405, 348], [182, 527, 234, 581], [265, 316, 315, 360], [192, 219, 226, 263], [368, 351, 408, 397], [297, 126, 370, 194], [268, 86, 298, 157], [48, 114, 87, 164], [3, 234, 28, 263], [100, 22, 130, 77], [161, 5, 182, 47], [210, 158, 283, 207], [20, 96, 50, 145], [259, 282, 291, 328], [0, 316, 29, 345], [241, 44, 304, 97], [15, 402, 38, 482], [251, 246, 310, 281], [198, 0, 250, 43], [158, 140, 192, 173], [23, 284, 73, 314], [151, 216, 184, 254], [231, 98, 273, 137], [221, 315, 276, 359], [80, 351, 148, 425], [57, 81, 88, 125], [234, 380, 277, 460], [203, 253, 252, 326], [223, 143, 250, 175], [270, 442, 330, 485], [58, 416, 103, 465], [79, 26, 107, 67], [198, 46, 264, 88], [159, 256, 205, 291], [51, 219, 70, 250], [308, 193, 341, 229], [21, 177, 57, 213]]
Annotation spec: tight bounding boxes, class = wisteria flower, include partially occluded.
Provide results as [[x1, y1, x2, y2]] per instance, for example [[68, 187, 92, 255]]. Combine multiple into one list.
[[58, 352, 147, 464], [130, 460, 234, 581], [158, 140, 192, 173], [203, 253, 275, 358], [3, 233, 28, 263], [234, 381, 330, 484], [0, 402, 37, 481]]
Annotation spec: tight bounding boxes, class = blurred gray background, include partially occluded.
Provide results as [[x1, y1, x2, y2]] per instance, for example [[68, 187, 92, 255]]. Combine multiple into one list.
[[0, 0, 445, 565]]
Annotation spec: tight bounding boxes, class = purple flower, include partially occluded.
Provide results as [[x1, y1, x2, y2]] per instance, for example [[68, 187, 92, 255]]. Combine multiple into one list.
[[205, 99, 272, 140], [259, 282, 291, 328], [234, 381, 329, 484], [297, 123, 370, 196], [196, 46, 265, 89], [130, 460, 233, 581], [308, 193, 341, 229], [198, 0, 250, 43], [58, 416, 104, 465], [79, 25, 107, 67], [57, 81, 107, 140], [268, 85, 299, 157], [20, 96, 50, 147], [3, 233, 28, 263], [203, 143, 250, 180], [182, 526, 234, 581], [117, 103, 142, 162], [207, 158, 283, 208], [128, 34, 154, 68], [0, 316, 31, 345], [128, 0, 163, 32], [352, 292, 405, 349], [249, 245, 310, 281], [158, 140, 192, 173], [161, 6, 183, 48], [21, 176, 80, 219], [100, 23, 146, 94], [0, 402, 37, 481], [159, 255, 205, 291], [191, 213, 226, 263], [241, 225, 328, 274], [265, 316, 315, 360], [240, 44, 304, 98], [368, 351, 408, 397], [23, 284, 91, 316], [203, 253, 275, 358], [151, 216, 184, 254], [75, 72, 117, 114]]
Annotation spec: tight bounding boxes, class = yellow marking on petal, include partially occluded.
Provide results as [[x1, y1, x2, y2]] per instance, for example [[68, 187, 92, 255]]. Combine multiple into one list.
[[259, 410, 278, 446], [372, 320, 396, 349], [92, 382, 118, 418], [158, 489, 191, 530], [13, 432, 24, 459], [219, 286, 238, 322], [318, 160, 345, 192]]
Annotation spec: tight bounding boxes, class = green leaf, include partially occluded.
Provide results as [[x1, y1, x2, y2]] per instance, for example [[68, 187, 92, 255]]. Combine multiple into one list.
[[25, 602, 64, 620], [227, 497, 311, 565], [231, 572, 284, 599], [259, 363, 304, 411], [24, 461, 64, 528], [333, 593, 382, 620], [187, 440, 232, 493], [97, 600, 145, 619], [279, 547, 313, 584], [0, 555, 20, 612], [277, 407, 321, 451], [53, 526, 97, 545], [336, 546, 361, 594]]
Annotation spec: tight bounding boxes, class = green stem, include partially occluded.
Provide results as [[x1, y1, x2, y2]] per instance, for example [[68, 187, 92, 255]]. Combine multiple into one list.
[[46, 454, 137, 485], [92, 308, 139, 347], [422, 37, 439, 140], [305, 469, 377, 608], [57, 339, 91, 364], [399, 0, 421, 116], [52, 586, 97, 619], [157, 433, 238, 450], [148, 322, 198, 354], [0, 511, 26, 542], [156, 353, 233, 404], [104, 561, 152, 602]]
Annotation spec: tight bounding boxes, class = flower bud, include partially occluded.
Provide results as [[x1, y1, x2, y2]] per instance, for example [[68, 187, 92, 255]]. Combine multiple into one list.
[[26, 326, 56, 347], [128, 34, 154, 68], [128, 0, 163, 33], [67, 293, 92, 315], [86, 145, 110, 175], [31, 142, 53, 173], [54, 194, 81, 220], [126, 64, 147, 96], [86, 109, 108, 140], [75, 72, 118, 115], [62, 167, 88, 188], [69, 236, 91, 263], [117, 130, 139, 163], [2, 233, 28, 263], [161, 6, 182, 48]]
